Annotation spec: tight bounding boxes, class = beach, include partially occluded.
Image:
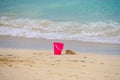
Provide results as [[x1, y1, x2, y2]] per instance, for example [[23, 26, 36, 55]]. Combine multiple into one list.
[[0, 0, 120, 80], [0, 36, 120, 80], [0, 48, 120, 80]]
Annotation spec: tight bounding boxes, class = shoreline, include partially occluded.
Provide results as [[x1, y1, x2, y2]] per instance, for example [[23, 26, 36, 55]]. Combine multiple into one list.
[[0, 36, 120, 55]]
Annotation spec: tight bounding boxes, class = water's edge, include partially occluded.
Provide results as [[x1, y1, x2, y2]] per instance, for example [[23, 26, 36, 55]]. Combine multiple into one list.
[[0, 36, 120, 55]]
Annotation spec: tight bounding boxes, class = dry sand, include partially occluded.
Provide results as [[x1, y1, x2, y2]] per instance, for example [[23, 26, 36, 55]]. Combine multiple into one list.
[[0, 48, 120, 80]]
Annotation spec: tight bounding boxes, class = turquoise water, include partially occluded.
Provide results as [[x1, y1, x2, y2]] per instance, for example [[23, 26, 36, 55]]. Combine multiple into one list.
[[0, 0, 120, 22], [0, 0, 120, 44]]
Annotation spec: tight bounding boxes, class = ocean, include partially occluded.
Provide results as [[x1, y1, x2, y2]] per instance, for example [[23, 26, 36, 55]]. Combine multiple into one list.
[[0, 0, 120, 44]]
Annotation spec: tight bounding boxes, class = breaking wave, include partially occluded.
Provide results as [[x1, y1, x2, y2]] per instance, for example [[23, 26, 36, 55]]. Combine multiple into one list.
[[0, 16, 120, 44]]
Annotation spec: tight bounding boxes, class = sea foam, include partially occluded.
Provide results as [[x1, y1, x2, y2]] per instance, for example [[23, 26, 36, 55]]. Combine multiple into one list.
[[0, 16, 120, 44]]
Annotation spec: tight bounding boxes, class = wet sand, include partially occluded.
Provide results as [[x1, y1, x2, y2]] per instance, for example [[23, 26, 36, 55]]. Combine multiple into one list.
[[0, 36, 120, 54]]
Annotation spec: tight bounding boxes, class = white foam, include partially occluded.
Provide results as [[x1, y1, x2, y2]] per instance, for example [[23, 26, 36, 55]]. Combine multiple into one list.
[[0, 16, 120, 44]]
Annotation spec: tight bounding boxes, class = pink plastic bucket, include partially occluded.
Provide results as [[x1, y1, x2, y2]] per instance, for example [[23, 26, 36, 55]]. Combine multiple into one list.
[[53, 42, 64, 55]]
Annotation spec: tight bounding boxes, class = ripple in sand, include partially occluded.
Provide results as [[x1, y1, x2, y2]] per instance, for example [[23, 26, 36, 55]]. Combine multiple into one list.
[[9, 64, 12, 67], [80, 60, 85, 62], [50, 56, 53, 58], [90, 61, 94, 63], [83, 56, 87, 59], [51, 64, 54, 66], [70, 60, 78, 62], [80, 72, 85, 74], [55, 60, 61, 62], [104, 75, 108, 78], [66, 59, 78, 62], [100, 62, 104, 64], [115, 73, 119, 75], [6, 54, 13, 56], [82, 65, 86, 67], [30, 65, 32, 67]]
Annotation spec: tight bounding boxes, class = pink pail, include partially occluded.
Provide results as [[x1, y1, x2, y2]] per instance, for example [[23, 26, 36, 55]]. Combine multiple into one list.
[[53, 42, 64, 55]]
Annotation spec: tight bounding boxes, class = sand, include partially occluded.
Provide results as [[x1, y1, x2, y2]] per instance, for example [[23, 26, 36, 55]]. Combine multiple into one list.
[[0, 48, 120, 80]]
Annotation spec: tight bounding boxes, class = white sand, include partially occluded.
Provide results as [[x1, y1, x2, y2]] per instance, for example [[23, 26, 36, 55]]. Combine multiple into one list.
[[0, 48, 120, 80]]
